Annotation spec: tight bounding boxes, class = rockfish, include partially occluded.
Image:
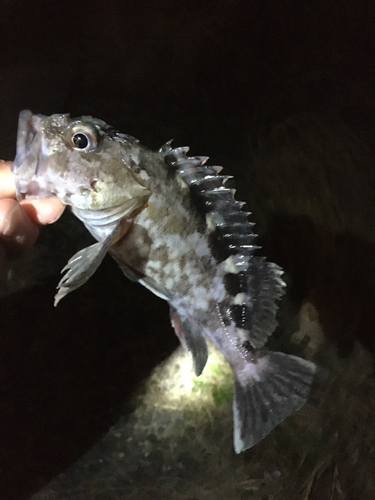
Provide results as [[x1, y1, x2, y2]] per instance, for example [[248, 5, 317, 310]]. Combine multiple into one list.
[[12, 110, 316, 452]]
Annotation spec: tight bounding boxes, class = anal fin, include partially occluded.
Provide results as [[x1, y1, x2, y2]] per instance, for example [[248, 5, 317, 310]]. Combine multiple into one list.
[[233, 350, 316, 453], [170, 307, 208, 376]]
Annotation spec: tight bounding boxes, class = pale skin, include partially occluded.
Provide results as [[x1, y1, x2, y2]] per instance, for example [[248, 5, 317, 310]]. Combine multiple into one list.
[[0, 160, 65, 274]]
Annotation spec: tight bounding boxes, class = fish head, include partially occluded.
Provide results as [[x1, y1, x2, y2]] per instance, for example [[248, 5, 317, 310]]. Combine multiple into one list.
[[12, 110, 151, 224]]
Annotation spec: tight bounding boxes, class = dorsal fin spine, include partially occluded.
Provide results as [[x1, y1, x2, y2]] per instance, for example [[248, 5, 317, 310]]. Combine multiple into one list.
[[160, 145, 271, 284]]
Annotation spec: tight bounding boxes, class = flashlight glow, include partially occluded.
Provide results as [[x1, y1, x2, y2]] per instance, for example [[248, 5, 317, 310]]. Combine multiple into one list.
[[132, 342, 234, 442]]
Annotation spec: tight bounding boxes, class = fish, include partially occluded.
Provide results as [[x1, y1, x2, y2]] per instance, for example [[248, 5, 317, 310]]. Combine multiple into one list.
[[12, 110, 316, 453]]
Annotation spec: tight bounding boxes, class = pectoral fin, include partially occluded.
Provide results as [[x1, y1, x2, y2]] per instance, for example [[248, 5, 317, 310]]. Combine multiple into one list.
[[54, 231, 115, 306], [170, 307, 208, 376]]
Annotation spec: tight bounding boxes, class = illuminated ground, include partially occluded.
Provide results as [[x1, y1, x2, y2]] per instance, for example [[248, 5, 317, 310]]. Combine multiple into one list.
[[31, 306, 375, 500]]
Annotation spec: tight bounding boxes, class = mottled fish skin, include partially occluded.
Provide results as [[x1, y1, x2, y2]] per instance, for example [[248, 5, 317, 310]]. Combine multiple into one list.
[[12, 110, 316, 452]]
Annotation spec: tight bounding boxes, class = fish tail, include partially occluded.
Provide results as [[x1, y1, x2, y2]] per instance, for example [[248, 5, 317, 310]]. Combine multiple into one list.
[[233, 351, 316, 453]]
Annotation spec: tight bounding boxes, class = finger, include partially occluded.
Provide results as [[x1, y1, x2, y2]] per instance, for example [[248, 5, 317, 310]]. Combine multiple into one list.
[[0, 160, 15, 199], [0, 199, 39, 256], [20, 198, 65, 225], [0, 158, 66, 224]]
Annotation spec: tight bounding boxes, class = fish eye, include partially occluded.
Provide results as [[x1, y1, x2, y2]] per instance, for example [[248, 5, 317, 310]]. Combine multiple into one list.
[[72, 132, 89, 149], [65, 121, 101, 152]]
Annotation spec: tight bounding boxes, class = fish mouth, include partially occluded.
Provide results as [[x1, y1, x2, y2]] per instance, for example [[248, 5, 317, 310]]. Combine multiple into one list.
[[12, 110, 57, 200]]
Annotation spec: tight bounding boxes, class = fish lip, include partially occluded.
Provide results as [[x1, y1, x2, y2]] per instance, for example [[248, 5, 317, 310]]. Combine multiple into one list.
[[12, 110, 56, 200], [12, 110, 35, 172]]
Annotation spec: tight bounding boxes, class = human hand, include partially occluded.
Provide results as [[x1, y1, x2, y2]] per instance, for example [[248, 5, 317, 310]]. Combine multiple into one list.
[[0, 160, 65, 274]]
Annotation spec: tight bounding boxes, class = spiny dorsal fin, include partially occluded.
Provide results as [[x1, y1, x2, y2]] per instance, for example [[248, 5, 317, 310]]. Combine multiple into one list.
[[160, 142, 259, 261], [161, 143, 286, 349]]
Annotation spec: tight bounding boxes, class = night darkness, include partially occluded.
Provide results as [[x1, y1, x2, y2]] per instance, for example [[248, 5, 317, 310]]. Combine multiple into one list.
[[1, 1, 375, 499]]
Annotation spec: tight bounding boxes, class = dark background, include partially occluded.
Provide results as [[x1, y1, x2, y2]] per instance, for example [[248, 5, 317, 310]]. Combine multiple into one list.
[[0, 1, 375, 499]]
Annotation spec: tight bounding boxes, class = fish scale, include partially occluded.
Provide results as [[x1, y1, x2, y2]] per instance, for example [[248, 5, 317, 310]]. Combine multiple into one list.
[[12, 110, 317, 453]]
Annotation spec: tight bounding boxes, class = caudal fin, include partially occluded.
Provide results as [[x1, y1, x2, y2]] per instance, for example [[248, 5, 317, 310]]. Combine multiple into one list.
[[233, 351, 316, 453]]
